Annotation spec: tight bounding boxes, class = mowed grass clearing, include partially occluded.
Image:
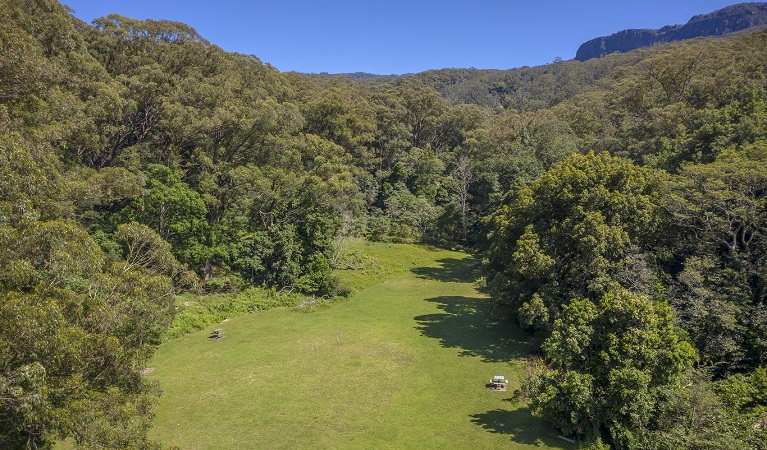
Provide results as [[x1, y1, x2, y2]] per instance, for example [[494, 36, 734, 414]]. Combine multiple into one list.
[[147, 241, 570, 449]]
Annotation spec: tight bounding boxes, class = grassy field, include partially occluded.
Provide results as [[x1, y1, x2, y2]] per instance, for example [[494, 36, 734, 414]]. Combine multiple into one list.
[[146, 241, 570, 449]]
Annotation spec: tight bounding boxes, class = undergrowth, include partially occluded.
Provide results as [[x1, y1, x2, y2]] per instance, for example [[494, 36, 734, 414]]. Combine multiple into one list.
[[165, 287, 305, 339]]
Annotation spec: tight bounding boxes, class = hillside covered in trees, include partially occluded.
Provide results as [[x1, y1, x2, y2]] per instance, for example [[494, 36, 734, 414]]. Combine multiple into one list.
[[575, 2, 767, 61], [1, 0, 767, 448]]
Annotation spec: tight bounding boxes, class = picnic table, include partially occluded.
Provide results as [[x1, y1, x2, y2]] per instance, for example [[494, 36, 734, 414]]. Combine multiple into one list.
[[488, 375, 508, 391], [209, 328, 224, 339]]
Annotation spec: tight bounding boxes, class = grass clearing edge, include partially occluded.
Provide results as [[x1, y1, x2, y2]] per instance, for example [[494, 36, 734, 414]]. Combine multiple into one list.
[[147, 241, 572, 449]]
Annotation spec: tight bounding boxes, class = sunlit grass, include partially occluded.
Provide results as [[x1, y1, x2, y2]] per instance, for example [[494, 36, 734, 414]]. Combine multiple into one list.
[[146, 241, 571, 449]]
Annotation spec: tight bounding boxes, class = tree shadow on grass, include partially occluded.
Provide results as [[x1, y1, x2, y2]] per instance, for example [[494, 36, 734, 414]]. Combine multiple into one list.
[[470, 408, 573, 448], [414, 296, 537, 362], [411, 257, 479, 283]]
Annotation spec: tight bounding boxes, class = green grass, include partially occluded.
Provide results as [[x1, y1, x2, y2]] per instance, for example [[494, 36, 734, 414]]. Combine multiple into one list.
[[146, 241, 572, 449]]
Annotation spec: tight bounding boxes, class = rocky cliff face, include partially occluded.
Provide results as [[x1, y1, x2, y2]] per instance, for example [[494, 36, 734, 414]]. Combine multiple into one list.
[[575, 3, 767, 61]]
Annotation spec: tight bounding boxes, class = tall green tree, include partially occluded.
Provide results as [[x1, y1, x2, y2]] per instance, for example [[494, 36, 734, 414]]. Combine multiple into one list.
[[486, 151, 669, 327], [0, 220, 178, 449], [118, 164, 207, 269], [525, 290, 695, 448], [668, 142, 767, 371]]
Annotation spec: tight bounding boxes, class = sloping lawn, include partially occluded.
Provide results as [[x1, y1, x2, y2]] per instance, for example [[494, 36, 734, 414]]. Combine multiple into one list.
[[147, 242, 570, 449]]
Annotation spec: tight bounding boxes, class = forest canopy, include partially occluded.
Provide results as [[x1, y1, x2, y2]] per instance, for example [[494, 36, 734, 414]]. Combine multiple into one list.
[[1, 0, 767, 448]]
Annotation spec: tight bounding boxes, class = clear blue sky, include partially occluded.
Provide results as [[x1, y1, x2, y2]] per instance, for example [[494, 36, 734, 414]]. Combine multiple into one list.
[[63, 0, 742, 74]]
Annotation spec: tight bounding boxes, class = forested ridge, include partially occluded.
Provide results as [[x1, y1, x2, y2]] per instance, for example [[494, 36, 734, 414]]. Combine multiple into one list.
[[1, 0, 767, 448]]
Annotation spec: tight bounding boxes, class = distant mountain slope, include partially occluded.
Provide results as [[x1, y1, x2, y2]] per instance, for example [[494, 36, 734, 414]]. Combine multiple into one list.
[[313, 71, 398, 80], [576, 2, 767, 61]]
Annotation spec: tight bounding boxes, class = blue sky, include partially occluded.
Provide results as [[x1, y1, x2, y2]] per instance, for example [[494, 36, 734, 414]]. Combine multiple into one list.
[[63, 0, 741, 74]]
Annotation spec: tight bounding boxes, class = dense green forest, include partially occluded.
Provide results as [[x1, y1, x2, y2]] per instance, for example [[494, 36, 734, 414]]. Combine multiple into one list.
[[1, 0, 767, 448]]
